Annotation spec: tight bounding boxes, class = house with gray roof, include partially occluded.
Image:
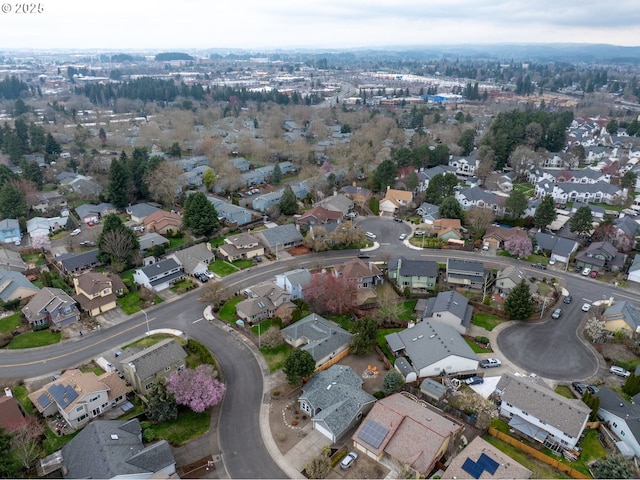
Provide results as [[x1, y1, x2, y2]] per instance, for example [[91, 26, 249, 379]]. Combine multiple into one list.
[[75, 202, 116, 224], [138, 232, 170, 252], [235, 282, 292, 323], [254, 224, 303, 254], [387, 256, 437, 291], [596, 387, 640, 457], [252, 190, 283, 212], [422, 290, 474, 335], [241, 169, 267, 187], [571, 202, 605, 220], [56, 249, 101, 275], [628, 254, 640, 285], [133, 258, 183, 291], [602, 300, 640, 336], [27, 216, 69, 240], [0, 249, 26, 272], [118, 338, 187, 394], [455, 186, 505, 216], [415, 202, 441, 224], [534, 232, 579, 264], [218, 232, 264, 262], [0, 268, 39, 302], [209, 197, 255, 226], [175, 155, 208, 172], [0, 219, 21, 244], [274, 268, 311, 300], [446, 258, 486, 290], [314, 193, 354, 216], [60, 419, 176, 479], [281, 313, 353, 368], [495, 373, 590, 450], [496, 266, 537, 296], [169, 243, 214, 276], [231, 157, 251, 172], [22, 287, 80, 327], [534, 179, 624, 205], [575, 240, 624, 273], [385, 321, 478, 383], [126, 203, 160, 223], [298, 364, 376, 443], [416, 165, 456, 192]]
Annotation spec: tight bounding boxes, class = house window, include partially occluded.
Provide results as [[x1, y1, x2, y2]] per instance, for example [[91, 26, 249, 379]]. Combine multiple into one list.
[[76, 406, 84, 413], [164, 366, 171, 372], [89, 396, 99, 403], [145, 383, 154, 391], [621, 431, 625, 436]]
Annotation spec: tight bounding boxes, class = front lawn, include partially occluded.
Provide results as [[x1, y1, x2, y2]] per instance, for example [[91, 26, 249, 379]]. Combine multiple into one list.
[[144, 409, 211, 446], [472, 313, 505, 332], [0, 312, 23, 333], [554, 384, 574, 399], [218, 296, 243, 323], [7, 330, 61, 349], [122, 333, 175, 350], [512, 183, 534, 196], [209, 260, 239, 277], [117, 291, 163, 315], [465, 338, 492, 354], [171, 279, 195, 293], [168, 237, 186, 250], [251, 318, 283, 336], [259, 343, 292, 373], [232, 258, 255, 270]]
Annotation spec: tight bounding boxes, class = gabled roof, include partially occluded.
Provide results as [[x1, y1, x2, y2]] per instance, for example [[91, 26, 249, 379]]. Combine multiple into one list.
[[383, 188, 413, 203], [138, 232, 170, 251], [0, 218, 19, 230], [424, 291, 472, 326], [298, 206, 342, 223], [57, 249, 100, 272], [120, 338, 187, 380], [0, 395, 26, 432], [137, 258, 181, 279], [275, 268, 311, 288], [315, 194, 354, 213], [615, 216, 640, 237], [61, 419, 175, 478], [281, 313, 353, 363], [126, 203, 160, 220], [334, 258, 382, 280], [0, 268, 39, 302], [75, 202, 115, 219], [256, 224, 303, 248], [171, 243, 214, 273], [22, 287, 76, 319], [388, 257, 438, 278], [602, 300, 640, 331], [142, 209, 182, 229], [535, 232, 578, 257], [597, 387, 640, 444], [447, 258, 484, 275], [496, 373, 590, 438]]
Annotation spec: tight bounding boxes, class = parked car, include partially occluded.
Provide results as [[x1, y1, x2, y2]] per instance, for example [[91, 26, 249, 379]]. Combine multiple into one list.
[[582, 303, 591, 312], [590, 271, 598, 278], [340, 452, 358, 470], [574, 266, 583, 273], [480, 358, 502, 368], [465, 376, 484, 385], [393, 217, 403, 223], [133, 225, 145, 232], [398, 233, 407, 240], [563, 295, 573, 304], [551, 308, 562, 319], [254, 256, 262, 263], [610, 365, 631, 378], [70, 228, 81, 236], [582, 267, 592, 276], [549, 257, 556, 265], [482, 243, 489, 251], [79, 240, 96, 247], [531, 263, 546, 270], [365, 231, 376, 239], [572, 382, 587, 395], [87, 221, 94, 227], [203, 270, 215, 279], [587, 385, 599, 395]]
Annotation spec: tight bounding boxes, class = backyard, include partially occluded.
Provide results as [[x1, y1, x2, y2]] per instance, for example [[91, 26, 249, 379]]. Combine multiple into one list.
[[142, 409, 211, 446]]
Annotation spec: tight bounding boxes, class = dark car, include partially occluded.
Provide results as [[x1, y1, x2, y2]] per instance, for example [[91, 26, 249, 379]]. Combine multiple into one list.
[[574, 266, 583, 273], [572, 382, 587, 395], [464, 376, 484, 385], [393, 217, 403, 223], [254, 256, 262, 263], [563, 295, 573, 304], [587, 385, 599, 395], [531, 263, 547, 270], [357, 253, 370, 259]]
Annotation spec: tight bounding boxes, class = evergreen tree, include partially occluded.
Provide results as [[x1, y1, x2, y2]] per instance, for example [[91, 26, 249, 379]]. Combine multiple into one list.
[[382, 371, 405, 396], [349, 317, 378, 355], [373, 159, 397, 192], [592, 454, 633, 479], [97, 213, 140, 268], [0, 427, 17, 478], [278, 186, 298, 215], [457, 129, 475, 156], [425, 173, 458, 205], [439, 196, 463, 220], [108, 152, 133, 209], [621, 170, 637, 190], [128, 147, 150, 200], [569, 206, 594, 236], [0, 181, 27, 218], [533, 195, 557, 230], [623, 372, 640, 396], [20, 159, 43, 189], [505, 189, 528, 219], [182, 192, 219, 236], [98, 127, 107, 146], [271, 163, 282, 185], [283, 349, 316, 386], [168, 141, 182, 158], [146, 383, 178, 422], [504, 279, 534, 320], [44, 132, 61, 155]]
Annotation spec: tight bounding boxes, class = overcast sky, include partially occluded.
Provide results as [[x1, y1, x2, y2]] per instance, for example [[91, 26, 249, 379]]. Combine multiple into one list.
[[1, 0, 639, 52]]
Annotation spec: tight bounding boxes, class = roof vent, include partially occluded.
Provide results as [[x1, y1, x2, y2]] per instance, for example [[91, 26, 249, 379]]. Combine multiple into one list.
[[111, 434, 119, 440], [429, 334, 436, 339]]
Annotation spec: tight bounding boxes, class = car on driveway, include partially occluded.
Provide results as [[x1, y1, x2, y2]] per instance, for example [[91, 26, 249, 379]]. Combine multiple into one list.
[[574, 266, 583, 273], [480, 358, 501, 368], [590, 271, 598, 278], [563, 295, 573, 304], [551, 308, 562, 319], [70, 228, 81, 236], [582, 267, 592, 276], [465, 376, 484, 385], [531, 263, 546, 270], [340, 452, 358, 470], [587, 385, 599, 395], [610, 365, 631, 378], [398, 233, 407, 240], [572, 382, 587, 395], [582, 303, 591, 312]]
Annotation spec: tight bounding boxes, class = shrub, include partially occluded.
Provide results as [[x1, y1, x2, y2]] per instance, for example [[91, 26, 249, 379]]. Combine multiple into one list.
[[187, 339, 216, 366], [33, 323, 50, 332], [475, 336, 490, 345], [142, 428, 155, 442]]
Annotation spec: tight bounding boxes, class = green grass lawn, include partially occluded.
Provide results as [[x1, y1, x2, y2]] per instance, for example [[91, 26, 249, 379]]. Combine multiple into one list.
[[209, 260, 239, 277], [122, 333, 175, 350], [120, 269, 135, 286], [171, 279, 195, 292], [554, 384, 574, 399], [465, 338, 492, 354], [21, 252, 45, 267], [232, 258, 255, 270], [377, 328, 402, 363], [513, 183, 534, 196], [43, 428, 80, 455], [11, 385, 35, 415], [146, 409, 211, 446], [218, 297, 243, 323], [324, 313, 353, 331], [398, 300, 417, 322], [168, 237, 186, 250], [7, 330, 61, 349], [0, 312, 23, 333], [472, 313, 505, 332], [118, 290, 143, 314], [259, 343, 293, 373], [251, 318, 283, 336]]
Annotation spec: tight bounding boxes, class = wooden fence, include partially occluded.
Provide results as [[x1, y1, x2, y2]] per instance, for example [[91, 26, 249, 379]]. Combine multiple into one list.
[[487, 427, 590, 479]]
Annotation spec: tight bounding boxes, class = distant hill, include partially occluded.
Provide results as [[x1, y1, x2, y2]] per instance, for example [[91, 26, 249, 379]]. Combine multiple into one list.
[[154, 52, 194, 62]]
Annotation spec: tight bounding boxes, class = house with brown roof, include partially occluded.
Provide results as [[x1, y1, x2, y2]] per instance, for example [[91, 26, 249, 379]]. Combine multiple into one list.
[[143, 209, 183, 234], [217, 232, 264, 262], [379, 188, 413, 215], [73, 272, 126, 317], [351, 393, 462, 476], [333, 258, 384, 289], [28, 369, 130, 429], [297, 206, 343, 226], [482, 225, 528, 250], [339, 184, 372, 207], [22, 287, 80, 327], [430, 218, 463, 241]]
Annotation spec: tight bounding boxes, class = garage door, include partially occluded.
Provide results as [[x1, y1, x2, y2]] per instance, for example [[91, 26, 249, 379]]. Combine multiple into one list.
[[314, 422, 334, 442]]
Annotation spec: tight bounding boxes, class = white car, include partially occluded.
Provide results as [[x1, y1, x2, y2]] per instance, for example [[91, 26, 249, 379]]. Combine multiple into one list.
[[203, 270, 215, 279], [582, 267, 592, 276], [365, 231, 376, 239], [70, 228, 81, 236], [480, 358, 502, 368], [549, 257, 556, 265], [610, 365, 631, 378], [340, 452, 358, 470], [399, 233, 407, 240], [581, 303, 591, 312]]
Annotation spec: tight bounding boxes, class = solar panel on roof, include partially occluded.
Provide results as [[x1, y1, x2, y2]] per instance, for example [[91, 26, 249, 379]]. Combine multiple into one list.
[[48, 383, 78, 409], [462, 458, 482, 479], [477, 453, 499, 474], [357, 419, 388, 449], [37, 393, 52, 409], [462, 453, 500, 478]]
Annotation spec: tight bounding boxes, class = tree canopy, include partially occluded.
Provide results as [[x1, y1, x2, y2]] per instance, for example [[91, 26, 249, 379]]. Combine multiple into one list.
[[569, 206, 594, 236], [425, 173, 458, 205], [278, 186, 298, 215], [533, 195, 557, 230], [504, 279, 534, 320], [283, 349, 316, 386], [505, 189, 528, 219], [349, 317, 378, 355], [166, 364, 226, 413], [183, 192, 219, 236], [439, 196, 463, 220]]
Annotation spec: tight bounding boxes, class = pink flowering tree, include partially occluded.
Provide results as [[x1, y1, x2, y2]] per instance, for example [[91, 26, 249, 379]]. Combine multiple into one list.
[[165, 364, 226, 412], [31, 235, 51, 252], [504, 234, 532, 258]]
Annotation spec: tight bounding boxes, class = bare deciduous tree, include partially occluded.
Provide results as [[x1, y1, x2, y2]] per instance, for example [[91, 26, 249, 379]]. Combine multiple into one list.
[[145, 161, 183, 207], [198, 281, 231, 310], [11, 416, 45, 470], [509, 145, 541, 181], [100, 228, 139, 273]]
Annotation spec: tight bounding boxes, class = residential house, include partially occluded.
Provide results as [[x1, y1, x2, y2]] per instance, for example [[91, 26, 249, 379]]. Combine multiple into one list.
[[298, 364, 376, 442], [73, 272, 125, 317], [430, 218, 463, 241], [133, 258, 183, 291], [274, 268, 311, 300], [126, 203, 160, 224], [496, 266, 538, 296], [56, 172, 103, 198], [387, 256, 438, 291], [209, 197, 255, 226], [495, 373, 590, 450], [22, 287, 80, 327], [27, 216, 68, 241], [0, 219, 21, 244], [0, 394, 27, 433], [59, 419, 176, 479], [455, 186, 505, 216], [281, 313, 353, 368], [241, 169, 268, 187], [570, 202, 605, 220], [534, 179, 624, 205], [446, 258, 486, 290], [169, 243, 215, 276], [28, 369, 129, 429], [339, 184, 372, 207], [422, 290, 474, 335], [143, 209, 182, 234], [601, 301, 640, 336], [575, 241, 625, 273], [218, 232, 264, 262], [314, 193, 354, 216], [482, 225, 527, 250], [442, 436, 532, 480], [231, 157, 251, 172], [0, 249, 27, 272], [56, 249, 100, 275], [614, 216, 640, 245], [627, 254, 640, 285], [297, 206, 342, 226], [28, 191, 68, 213], [385, 321, 479, 382], [0, 269, 39, 302], [352, 393, 462, 476], [138, 232, 170, 252], [416, 165, 456, 192], [254, 224, 303, 255], [496, 171, 518, 193], [235, 283, 292, 323], [74, 203, 116, 224], [534, 232, 579, 264], [333, 258, 384, 289], [118, 338, 187, 394], [379, 188, 413, 215], [449, 152, 478, 178], [252, 190, 284, 212], [175, 155, 208, 172], [415, 202, 440, 224], [595, 387, 640, 458]]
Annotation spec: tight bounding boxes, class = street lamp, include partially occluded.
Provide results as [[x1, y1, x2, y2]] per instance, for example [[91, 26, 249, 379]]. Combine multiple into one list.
[[142, 309, 150, 335], [540, 297, 549, 319]]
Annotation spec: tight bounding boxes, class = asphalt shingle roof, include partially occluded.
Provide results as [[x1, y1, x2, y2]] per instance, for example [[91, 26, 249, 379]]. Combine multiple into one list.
[[0, 268, 38, 301], [119, 338, 187, 381], [281, 313, 353, 363], [388, 257, 438, 278], [256, 224, 303, 248]]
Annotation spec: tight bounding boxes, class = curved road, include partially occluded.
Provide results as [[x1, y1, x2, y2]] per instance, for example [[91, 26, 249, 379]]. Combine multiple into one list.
[[2, 218, 640, 475]]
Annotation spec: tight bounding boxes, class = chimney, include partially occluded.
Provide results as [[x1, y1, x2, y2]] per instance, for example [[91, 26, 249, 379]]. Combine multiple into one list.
[[369, 262, 374, 271], [352, 181, 356, 187]]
